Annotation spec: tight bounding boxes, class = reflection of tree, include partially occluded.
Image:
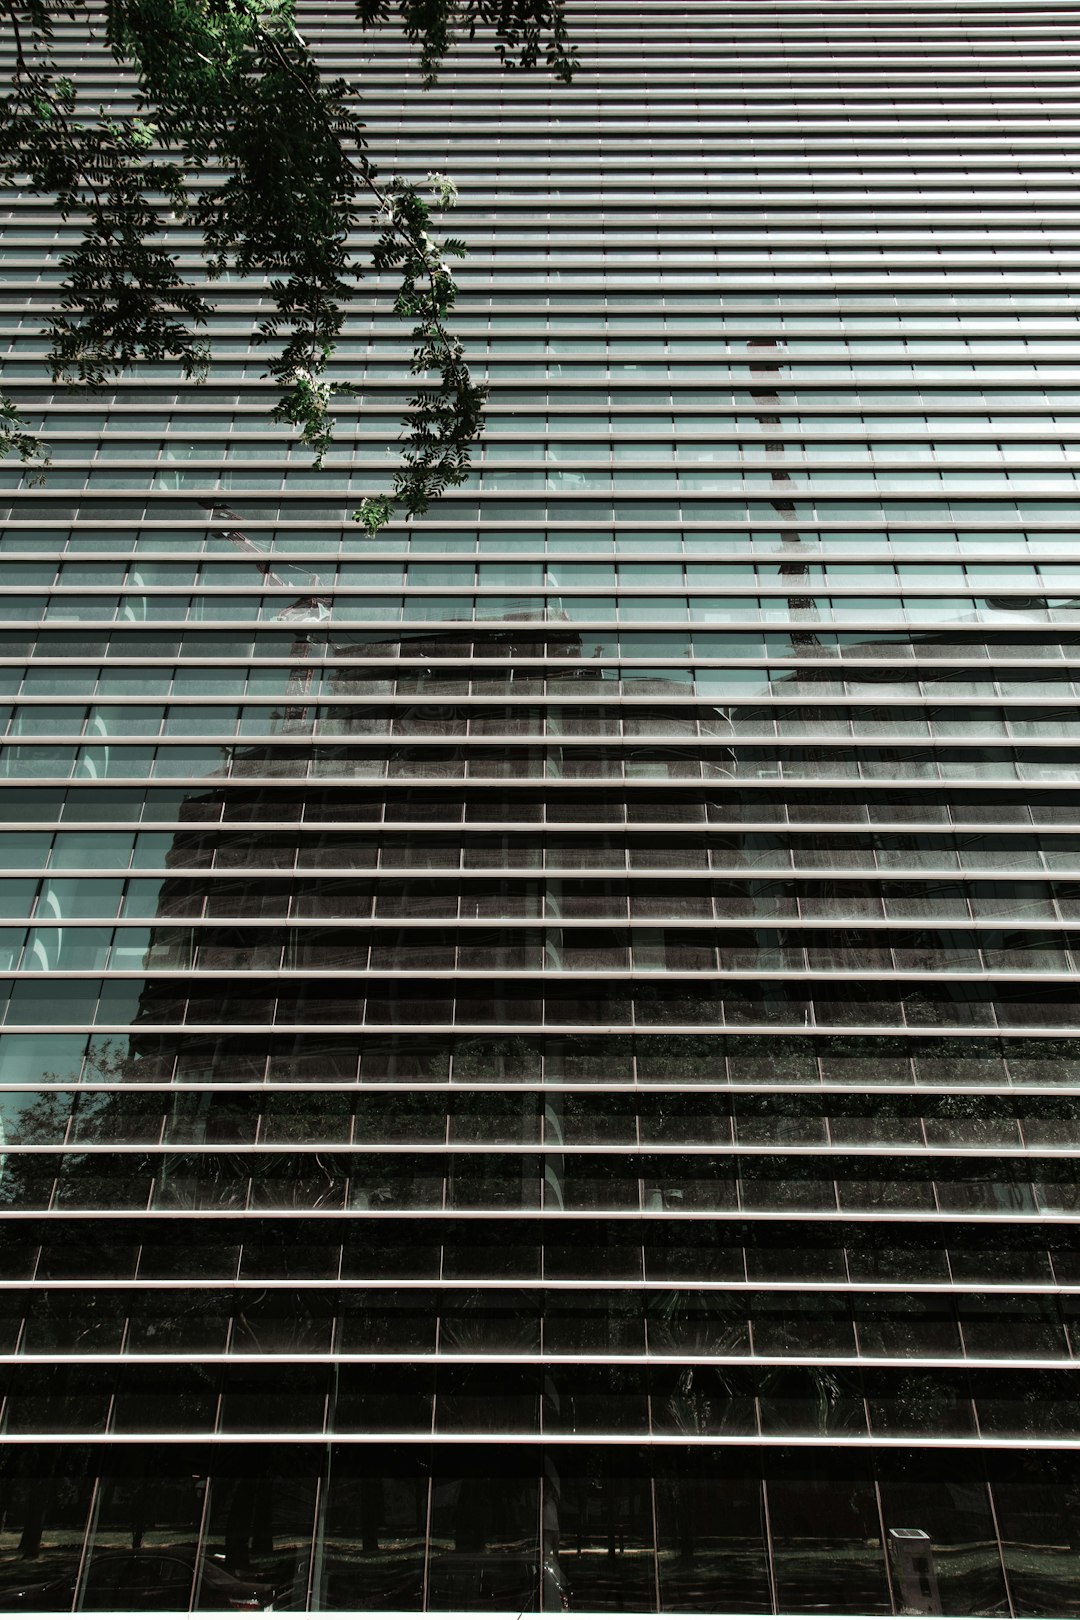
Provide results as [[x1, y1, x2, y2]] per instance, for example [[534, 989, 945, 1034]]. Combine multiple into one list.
[[223, 1477, 274, 1568], [0, 1041, 131, 1214], [452, 1035, 543, 1082], [16, 1485, 45, 1559], [9, 1034, 1078, 1225], [0, 1443, 96, 1570]]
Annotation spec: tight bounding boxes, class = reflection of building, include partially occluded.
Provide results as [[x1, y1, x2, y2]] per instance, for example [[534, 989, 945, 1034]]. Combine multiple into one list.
[[4, 0, 1080, 1612]]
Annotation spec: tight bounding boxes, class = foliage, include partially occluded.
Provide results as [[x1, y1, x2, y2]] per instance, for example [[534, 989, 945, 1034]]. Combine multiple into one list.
[[356, 0, 574, 86], [0, 0, 574, 528]]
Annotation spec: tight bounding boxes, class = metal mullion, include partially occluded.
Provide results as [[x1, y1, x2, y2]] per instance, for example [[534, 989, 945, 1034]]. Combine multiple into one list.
[[0, 1427, 1073, 1447], [21, 342, 1080, 357], [10, 859, 1080, 875], [15, 1019, 1080, 1036], [12, 964, 1080, 982], [13, 656, 1080, 669], [29, 345, 1080, 368], [9, 1348, 1072, 1373], [415, 1465, 434, 1613], [14, 582, 1076, 596], [0, 1078, 1071, 1099], [0, 1204, 1077, 1224], [18, 731, 1080, 747], [12, 692, 1080, 708], [88, 782, 1074, 800], [2, 821, 1073, 833], [12, 910, 1070, 930], [15, 1140, 1079, 1159], [4, 1277, 1078, 1296]]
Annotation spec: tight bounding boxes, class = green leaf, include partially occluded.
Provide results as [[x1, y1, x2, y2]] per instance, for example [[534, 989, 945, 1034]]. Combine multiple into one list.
[[0, 0, 575, 507]]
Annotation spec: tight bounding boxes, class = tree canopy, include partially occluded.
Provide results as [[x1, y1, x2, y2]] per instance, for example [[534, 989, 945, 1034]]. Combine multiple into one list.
[[0, 0, 574, 527]]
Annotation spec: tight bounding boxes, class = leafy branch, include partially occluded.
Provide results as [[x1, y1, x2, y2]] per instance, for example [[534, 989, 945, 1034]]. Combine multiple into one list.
[[0, 1, 214, 469], [356, 0, 576, 87], [354, 171, 486, 533], [0, 0, 573, 527], [247, 23, 486, 530]]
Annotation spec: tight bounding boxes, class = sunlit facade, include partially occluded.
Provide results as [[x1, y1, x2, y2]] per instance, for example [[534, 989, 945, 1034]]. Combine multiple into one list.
[[0, 0, 1079, 1612]]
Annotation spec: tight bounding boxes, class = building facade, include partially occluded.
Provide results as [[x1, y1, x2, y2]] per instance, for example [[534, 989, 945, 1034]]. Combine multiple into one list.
[[0, 0, 1079, 1612]]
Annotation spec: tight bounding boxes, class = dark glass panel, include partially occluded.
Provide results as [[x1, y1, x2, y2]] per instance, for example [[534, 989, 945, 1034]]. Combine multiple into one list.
[[768, 1458, 889, 1615], [441, 1291, 540, 1354], [646, 1229, 746, 1283], [654, 1457, 771, 1614], [448, 1154, 541, 1211], [744, 1233, 846, 1283], [555, 1456, 656, 1613], [3, 1364, 107, 1435], [879, 1462, 1009, 1618], [427, 1459, 540, 1611], [975, 1369, 1080, 1440], [335, 1366, 434, 1436], [643, 1154, 737, 1213], [855, 1296, 962, 1359], [442, 1230, 541, 1281], [0, 1231, 41, 1281], [20, 1289, 126, 1354], [847, 1238, 950, 1285], [752, 1293, 856, 1356], [202, 1456, 319, 1605], [950, 1231, 1054, 1284], [256, 1093, 353, 1146], [866, 1369, 976, 1440], [349, 1155, 444, 1212], [237, 1226, 341, 1280], [229, 1288, 336, 1355], [437, 1365, 539, 1435], [545, 1367, 647, 1436], [151, 1154, 247, 1213], [993, 1457, 1080, 1619], [320, 1449, 427, 1611], [758, 1368, 867, 1438], [0, 1446, 95, 1609], [219, 1365, 328, 1435], [137, 1230, 241, 1281], [341, 1230, 438, 1282], [338, 1291, 438, 1355], [544, 1224, 643, 1281], [350, 1094, 446, 1147], [111, 1365, 219, 1435], [649, 1367, 756, 1438], [959, 1296, 1068, 1359], [645, 1293, 747, 1355], [544, 1293, 643, 1355]]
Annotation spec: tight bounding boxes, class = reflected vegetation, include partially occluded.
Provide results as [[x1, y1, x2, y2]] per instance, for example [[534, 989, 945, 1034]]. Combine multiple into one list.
[[2, 373, 1080, 1620], [0, 1447, 1075, 1613]]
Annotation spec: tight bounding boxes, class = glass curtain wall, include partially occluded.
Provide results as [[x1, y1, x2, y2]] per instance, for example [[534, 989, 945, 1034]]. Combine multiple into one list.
[[0, 0, 1079, 1612]]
